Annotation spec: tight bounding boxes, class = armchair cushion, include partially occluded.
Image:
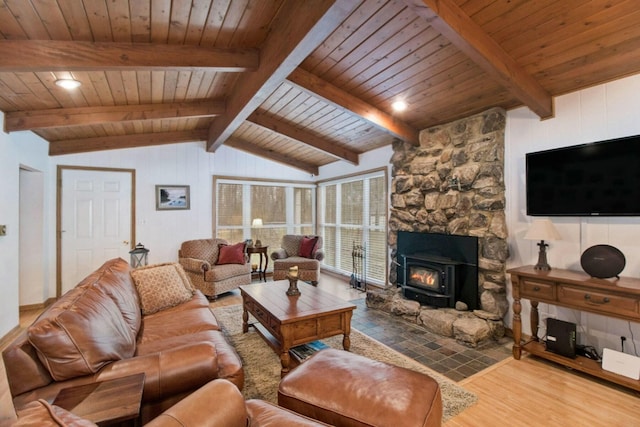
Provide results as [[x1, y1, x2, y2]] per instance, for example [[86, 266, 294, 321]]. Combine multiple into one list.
[[179, 239, 224, 266], [216, 242, 246, 265], [130, 263, 194, 315], [282, 236, 301, 258], [299, 236, 318, 258]]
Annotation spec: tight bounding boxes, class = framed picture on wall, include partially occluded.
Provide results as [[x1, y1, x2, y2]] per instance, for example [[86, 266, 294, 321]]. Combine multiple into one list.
[[156, 185, 190, 210]]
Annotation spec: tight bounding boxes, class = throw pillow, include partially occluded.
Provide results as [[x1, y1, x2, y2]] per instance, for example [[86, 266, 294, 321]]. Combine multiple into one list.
[[300, 236, 319, 258], [130, 263, 194, 315], [216, 242, 246, 265]]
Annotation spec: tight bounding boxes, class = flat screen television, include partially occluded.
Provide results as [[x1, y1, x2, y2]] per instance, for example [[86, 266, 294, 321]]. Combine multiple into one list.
[[526, 134, 640, 216]]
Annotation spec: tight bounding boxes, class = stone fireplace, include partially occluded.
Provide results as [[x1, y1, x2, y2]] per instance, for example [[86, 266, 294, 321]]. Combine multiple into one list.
[[367, 107, 509, 347]]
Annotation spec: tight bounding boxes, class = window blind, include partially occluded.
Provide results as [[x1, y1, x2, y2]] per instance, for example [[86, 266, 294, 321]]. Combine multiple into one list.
[[318, 170, 388, 285]]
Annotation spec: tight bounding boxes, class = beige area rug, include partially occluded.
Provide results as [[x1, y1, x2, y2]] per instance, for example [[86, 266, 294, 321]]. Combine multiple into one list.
[[212, 304, 477, 422]]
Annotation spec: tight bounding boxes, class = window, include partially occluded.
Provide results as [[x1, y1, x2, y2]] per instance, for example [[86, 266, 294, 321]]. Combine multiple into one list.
[[318, 169, 388, 285], [214, 177, 315, 253]]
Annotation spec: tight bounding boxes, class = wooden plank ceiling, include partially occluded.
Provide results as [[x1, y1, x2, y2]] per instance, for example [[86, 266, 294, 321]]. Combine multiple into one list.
[[1, 0, 640, 174]]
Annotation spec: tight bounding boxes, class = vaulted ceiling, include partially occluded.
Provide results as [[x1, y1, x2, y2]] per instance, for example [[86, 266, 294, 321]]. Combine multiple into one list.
[[2, 0, 640, 174]]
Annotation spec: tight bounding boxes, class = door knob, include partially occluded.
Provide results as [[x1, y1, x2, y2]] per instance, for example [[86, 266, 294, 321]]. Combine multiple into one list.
[[123, 240, 130, 245]]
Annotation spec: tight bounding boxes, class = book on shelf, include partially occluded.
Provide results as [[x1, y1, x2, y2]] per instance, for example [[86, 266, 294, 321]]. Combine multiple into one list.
[[290, 340, 329, 361]]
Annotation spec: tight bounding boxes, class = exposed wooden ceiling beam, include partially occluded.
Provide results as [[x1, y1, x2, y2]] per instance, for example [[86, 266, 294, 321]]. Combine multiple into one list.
[[287, 68, 420, 145], [247, 111, 359, 165], [0, 41, 258, 72], [49, 130, 208, 156], [225, 137, 319, 175], [206, 0, 358, 152], [405, 0, 553, 119], [5, 101, 225, 132]]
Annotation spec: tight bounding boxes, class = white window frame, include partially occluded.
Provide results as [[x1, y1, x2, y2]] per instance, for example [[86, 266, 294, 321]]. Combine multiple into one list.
[[317, 168, 388, 286], [213, 176, 316, 240]]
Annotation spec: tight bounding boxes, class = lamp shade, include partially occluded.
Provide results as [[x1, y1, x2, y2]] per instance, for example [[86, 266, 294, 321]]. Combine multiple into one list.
[[524, 219, 561, 241], [252, 218, 263, 227]]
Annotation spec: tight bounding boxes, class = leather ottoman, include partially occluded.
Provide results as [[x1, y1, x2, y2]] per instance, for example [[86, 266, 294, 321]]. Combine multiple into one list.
[[277, 348, 442, 427]]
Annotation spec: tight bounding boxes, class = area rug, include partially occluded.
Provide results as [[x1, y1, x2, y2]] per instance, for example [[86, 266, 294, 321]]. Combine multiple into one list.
[[212, 304, 477, 422]]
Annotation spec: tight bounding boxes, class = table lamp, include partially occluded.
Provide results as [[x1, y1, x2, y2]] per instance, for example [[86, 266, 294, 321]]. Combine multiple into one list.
[[524, 219, 561, 270], [252, 218, 263, 246]]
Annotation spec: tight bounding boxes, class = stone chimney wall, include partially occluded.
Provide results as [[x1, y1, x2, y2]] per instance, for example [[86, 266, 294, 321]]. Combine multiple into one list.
[[388, 107, 509, 319]]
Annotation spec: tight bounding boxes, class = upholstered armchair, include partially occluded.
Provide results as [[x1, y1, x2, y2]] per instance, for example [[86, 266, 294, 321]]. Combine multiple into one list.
[[178, 238, 251, 299], [271, 235, 324, 285]]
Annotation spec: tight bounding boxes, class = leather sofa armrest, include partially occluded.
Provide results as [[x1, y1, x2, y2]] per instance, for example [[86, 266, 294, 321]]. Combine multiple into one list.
[[247, 400, 332, 426], [271, 248, 287, 260], [313, 249, 325, 262], [146, 379, 247, 427], [14, 399, 98, 427], [179, 257, 212, 273], [95, 343, 219, 402]]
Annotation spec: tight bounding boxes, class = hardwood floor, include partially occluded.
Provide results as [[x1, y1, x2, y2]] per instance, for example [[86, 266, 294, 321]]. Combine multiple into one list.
[[447, 356, 640, 427], [2, 274, 639, 426]]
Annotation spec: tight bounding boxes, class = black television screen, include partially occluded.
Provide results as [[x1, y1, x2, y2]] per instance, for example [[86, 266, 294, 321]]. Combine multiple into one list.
[[526, 135, 640, 216]]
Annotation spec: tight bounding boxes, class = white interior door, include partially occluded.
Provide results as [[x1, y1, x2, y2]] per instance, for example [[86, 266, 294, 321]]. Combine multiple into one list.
[[61, 169, 132, 294]]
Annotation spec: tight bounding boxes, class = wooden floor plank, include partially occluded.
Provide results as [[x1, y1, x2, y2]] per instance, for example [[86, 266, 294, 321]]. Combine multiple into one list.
[[444, 355, 640, 426]]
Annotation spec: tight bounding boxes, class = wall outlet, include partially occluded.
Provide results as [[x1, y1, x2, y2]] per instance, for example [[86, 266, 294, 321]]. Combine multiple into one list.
[[0, 225, 5, 236]]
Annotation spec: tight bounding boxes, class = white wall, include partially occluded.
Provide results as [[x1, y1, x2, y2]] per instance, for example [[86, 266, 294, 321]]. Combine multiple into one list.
[[0, 114, 50, 337], [505, 73, 640, 353], [317, 145, 393, 179]]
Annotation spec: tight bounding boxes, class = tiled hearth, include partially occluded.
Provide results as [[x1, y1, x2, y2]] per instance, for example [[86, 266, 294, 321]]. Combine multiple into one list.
[[350, 298, 512, 381]]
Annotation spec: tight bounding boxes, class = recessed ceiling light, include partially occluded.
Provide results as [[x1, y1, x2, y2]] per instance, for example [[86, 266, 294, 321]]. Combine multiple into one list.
[[392, 100, 407, 112], [55, 79, 82, 89]]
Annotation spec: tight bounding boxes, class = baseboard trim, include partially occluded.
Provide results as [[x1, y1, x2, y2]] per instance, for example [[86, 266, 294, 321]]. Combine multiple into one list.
[[19, 298, 55, 313]]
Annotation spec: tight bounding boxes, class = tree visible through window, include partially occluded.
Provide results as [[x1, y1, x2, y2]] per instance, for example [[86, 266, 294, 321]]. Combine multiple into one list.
[[214, 178, 315, 255]]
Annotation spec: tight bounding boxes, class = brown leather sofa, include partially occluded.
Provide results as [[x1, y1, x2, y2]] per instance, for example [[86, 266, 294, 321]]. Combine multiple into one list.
[[13, 379, 330, 427], [2, 258, 244, 424]]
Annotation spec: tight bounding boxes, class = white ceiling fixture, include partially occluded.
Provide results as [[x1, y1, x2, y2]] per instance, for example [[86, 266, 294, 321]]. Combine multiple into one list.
[[55, 79, 82, 89], [392, 100, 407, 112]]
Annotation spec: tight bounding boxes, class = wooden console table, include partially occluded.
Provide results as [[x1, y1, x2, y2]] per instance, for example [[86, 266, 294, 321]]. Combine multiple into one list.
[[508, 265, 640, 391]]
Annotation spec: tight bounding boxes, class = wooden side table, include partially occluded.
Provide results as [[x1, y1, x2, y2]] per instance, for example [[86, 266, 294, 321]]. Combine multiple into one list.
[[53, 373, 145, 426], [247, 245, 268, 282]]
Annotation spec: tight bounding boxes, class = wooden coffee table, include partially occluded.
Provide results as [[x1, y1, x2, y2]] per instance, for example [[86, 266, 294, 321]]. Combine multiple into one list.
[[240, 280, 356, 377]]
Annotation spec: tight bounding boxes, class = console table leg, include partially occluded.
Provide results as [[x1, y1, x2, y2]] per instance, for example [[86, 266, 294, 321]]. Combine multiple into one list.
[[512, 297, 522, 360], [531, 300, 540, 342]]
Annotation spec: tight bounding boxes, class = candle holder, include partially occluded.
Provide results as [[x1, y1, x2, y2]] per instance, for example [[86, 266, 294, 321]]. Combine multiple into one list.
[[286, 265, 300, 296], [286, 276, 301, 296]]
